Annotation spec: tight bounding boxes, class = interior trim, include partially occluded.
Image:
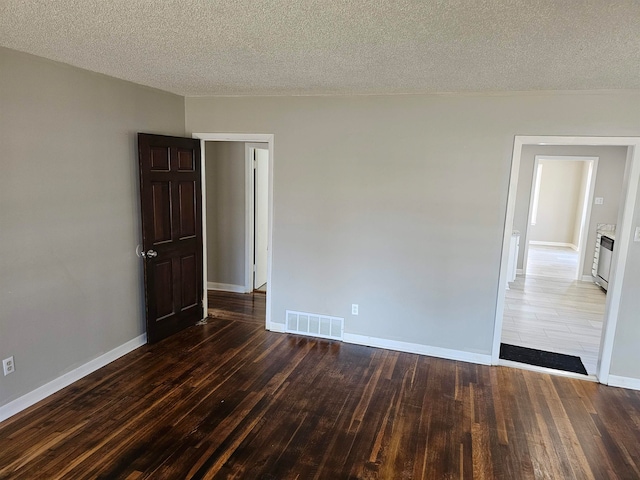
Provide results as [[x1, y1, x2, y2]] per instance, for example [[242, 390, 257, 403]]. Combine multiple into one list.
[[343, 333, 492, 365], [608, 375, 640, 391], [0, 334, 147, 423], [207, 282, 248, 294]]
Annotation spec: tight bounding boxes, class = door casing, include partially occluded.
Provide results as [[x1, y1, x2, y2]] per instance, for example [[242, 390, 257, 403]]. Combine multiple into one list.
[[249, 144, 269, 289]]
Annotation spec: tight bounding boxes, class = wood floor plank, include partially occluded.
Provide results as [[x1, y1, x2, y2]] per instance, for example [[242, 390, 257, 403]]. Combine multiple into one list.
[[2, 290, 640, 478]]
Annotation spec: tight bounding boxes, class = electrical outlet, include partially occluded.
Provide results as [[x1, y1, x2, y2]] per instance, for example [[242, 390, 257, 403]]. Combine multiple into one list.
[[3, 356, 15, 376], [352, 304, 359, 315], [634, 226, 640, 242], [595, 197, 604, 205]]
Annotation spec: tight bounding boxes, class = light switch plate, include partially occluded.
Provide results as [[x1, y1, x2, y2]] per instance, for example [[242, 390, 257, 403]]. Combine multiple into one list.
[[634, 227, 640, 242], [595, 197, 604, 205]]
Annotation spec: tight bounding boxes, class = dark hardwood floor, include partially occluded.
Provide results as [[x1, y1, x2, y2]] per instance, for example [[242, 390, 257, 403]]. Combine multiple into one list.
[[2, 292, 640, 479]]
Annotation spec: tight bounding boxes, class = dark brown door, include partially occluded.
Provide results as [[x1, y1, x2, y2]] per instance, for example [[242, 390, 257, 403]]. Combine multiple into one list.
[[138, 133, 203, 344]]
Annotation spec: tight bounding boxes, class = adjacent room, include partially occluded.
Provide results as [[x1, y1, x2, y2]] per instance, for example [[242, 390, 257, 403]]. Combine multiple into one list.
[[2, 1, 640, 478], [500, 146, 628, 376]]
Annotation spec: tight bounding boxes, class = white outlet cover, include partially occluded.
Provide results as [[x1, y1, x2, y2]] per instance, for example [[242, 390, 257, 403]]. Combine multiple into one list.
[[351, 304, 359, 315], [3, 356, 15, 375], [595, 197, 604, 205], [634, 226, 640, 242]]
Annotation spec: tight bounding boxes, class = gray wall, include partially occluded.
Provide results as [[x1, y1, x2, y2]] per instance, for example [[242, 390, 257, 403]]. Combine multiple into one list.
[[572, 162, 591, 249], [0, 48, 185, 407], [514, 145, 627, 276], [529, 160, 585, 245], [205, 141, 246, 287], [611, 160, 640, 378], [185, 92, 640, 379], [3, 46, 640, 408]]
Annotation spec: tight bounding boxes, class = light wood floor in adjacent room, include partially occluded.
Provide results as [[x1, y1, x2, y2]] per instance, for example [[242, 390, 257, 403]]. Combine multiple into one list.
[[2, 291, 639, 479], [502, 245, 605, 374]]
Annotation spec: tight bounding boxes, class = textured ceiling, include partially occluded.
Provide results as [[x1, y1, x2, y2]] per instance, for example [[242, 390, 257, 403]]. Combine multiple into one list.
[[1, 1, 639, 96]]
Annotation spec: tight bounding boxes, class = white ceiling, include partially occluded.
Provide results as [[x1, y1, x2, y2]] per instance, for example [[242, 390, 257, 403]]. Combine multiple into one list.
[[1, 1, 639, 96]]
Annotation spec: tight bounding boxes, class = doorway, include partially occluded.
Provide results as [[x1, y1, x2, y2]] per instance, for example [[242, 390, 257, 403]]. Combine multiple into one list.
[[506, 155, 604, 374], [193, 133, 274, 331], [522, 156, 598, 281], [493, 136, 640, 384]]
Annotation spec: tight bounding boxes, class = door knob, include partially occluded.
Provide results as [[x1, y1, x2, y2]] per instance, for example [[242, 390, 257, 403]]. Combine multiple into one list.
[[142, 249, 158, 258]]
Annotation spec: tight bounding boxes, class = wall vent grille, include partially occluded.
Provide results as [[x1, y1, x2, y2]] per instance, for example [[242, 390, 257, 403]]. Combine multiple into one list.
[[285, 310, 344, 341]]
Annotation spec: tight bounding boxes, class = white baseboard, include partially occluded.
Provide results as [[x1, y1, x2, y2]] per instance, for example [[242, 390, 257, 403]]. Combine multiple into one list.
[[207, 282, 248, 293], [342, 333, 492, 365], [268, 322, 286, 333], [516, 269, 524, 275], [529, 241, 577, 250], [581, 275, 595, 282], [607, 375, 640, 391], [0, 334, 147, 423]]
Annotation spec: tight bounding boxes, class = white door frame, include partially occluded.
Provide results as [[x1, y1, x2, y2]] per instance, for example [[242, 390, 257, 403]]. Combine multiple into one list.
[[246, 143, 269, 290], [193, 133, 275, 331], [492, 135, 640, 385], [521, 155, 599, 281]]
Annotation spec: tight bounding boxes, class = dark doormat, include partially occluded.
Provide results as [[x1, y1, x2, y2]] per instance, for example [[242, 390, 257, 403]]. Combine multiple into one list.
[[500, 343, 588, 376]]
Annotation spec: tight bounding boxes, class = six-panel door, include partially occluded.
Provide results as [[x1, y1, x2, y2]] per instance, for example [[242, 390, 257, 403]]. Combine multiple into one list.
[[138, 134, 203, 343]]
